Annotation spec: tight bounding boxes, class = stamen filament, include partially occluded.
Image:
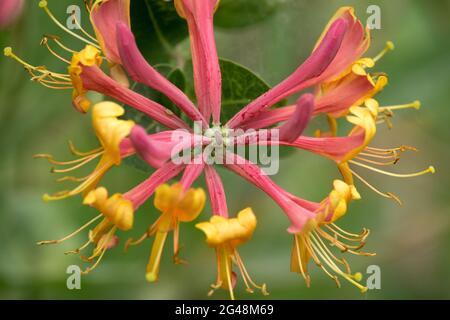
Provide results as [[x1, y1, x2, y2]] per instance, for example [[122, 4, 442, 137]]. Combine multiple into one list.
[[34, 151, 102, 166], [379, 101, 421, 112], [43, 160, 114, 201], [65, 238, 92, 255], [70, 12, 98, 43], [37, 214, 102, 245], [68, 140, 103, 157], [39, 1, 101, 49], [355, 156, 398, 166], [223, 250, 235, 300], [313, 230, 351, 273], [309, 234, 367, 292], [373, 41, 394, 63], [56, 175, 89, 182], [48, 35, 77, 54], [4, 47, 71, 80], [349, 160, 435, 178], [41, 37, 71, 64], [302, 235, 339, 286], [294, 235, 310, 287], [82, 226, 116, 274], [50, 153, 102, 173], [349, 168, 402, 204]]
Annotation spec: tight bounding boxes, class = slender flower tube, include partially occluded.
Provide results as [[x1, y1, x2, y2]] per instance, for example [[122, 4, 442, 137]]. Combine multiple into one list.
[[204, 165, 228, 217], [116, 22, 207, 125], [90, 0, 131, 86], [227, 7, 371, 129], [196, 208, 268, 300], [175, 0, 222, 124], [243, 72, 387, 130], [0, 0, 24, 28], [69, 45, 190, 129], [227, 17, 347, 128]]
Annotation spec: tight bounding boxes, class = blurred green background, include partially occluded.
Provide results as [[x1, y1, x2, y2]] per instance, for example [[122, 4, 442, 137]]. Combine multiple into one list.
[[0, 0, 449, 299]]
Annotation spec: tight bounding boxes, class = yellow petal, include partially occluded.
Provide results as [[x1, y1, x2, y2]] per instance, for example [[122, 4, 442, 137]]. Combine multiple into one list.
[[84, 187, 134, 231]]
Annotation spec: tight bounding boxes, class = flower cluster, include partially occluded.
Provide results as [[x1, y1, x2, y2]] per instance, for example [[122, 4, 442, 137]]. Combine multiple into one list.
[[5, 1, 434, 299]]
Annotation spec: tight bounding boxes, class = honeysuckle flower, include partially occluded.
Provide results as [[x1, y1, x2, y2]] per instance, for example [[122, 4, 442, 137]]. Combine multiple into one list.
[[226, 7, 370, 129], [38, 160, 188, 273], [126, 183, 206, 282], [6, 2, 434, 299], [0, 0, 24, 28], [196, 208, 268, 300], [35, 101, 135, 201], [3, 0, 132, 112], [37, 186, 133, 274], [290, 180, 372, 292], [40, 0, 130, 83]]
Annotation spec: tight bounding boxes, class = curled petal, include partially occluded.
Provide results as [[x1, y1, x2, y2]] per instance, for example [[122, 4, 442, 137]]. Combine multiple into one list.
[[279, 94, 314, 142]]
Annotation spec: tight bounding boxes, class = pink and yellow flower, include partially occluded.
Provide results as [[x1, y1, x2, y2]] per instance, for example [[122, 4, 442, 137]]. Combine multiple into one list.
[[5, 3, 435, 299]]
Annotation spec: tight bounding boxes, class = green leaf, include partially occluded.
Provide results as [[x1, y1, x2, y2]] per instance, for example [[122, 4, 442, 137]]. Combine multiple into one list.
[[215, 0, 279, 29], [131, 0, 188, 64], [184, 58, 286, 123], [219, 59, 285, 123]]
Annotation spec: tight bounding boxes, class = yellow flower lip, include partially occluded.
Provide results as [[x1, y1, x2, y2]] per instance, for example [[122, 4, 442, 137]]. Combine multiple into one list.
[[92, 101, 135, 166], [83, 187, 134, 231], [196, 208, 257, 248], [68, 45, 103, 112], [154, 183, 206, 225]]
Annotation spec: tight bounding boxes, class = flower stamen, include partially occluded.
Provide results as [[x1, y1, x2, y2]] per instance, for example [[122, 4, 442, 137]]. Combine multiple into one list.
[[349, 168, 402, 204], [349, 160, 435, 178], [40, 36, 71, 64], [373, 41, 395, 63], [38, 0, 100, 49], [37, 214, 102, 246]]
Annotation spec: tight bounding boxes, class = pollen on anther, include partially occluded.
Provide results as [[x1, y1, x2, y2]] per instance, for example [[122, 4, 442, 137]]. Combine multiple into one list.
[[4, 47, 12, 57]]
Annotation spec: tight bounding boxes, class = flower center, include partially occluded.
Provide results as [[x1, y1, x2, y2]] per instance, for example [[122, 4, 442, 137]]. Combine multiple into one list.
[[204, 125, 231, 147]]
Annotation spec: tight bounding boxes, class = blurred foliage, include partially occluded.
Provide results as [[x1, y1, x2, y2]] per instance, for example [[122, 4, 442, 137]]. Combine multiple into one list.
[[0, 0, 449, 300]]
